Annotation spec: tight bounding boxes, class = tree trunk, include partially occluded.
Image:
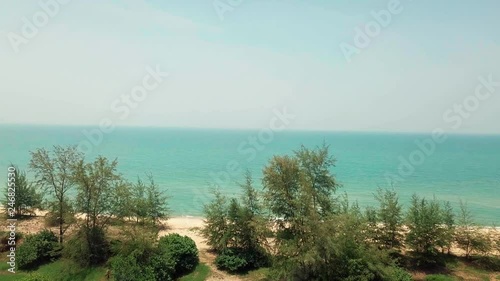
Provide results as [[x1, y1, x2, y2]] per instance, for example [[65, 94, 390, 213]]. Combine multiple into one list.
[[59, 198, 64, 244]]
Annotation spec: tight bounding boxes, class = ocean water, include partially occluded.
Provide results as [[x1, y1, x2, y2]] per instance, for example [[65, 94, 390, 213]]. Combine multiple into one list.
[[0, 125, 498, 225]]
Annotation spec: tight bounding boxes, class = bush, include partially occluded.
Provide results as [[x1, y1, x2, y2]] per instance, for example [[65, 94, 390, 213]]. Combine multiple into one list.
[[17, 230, 59, 269], [158, 233, 199, 276], [150, 252, 176, 281], [111, 239, 160, 281], [63, 226, 110, 267], [215, 249, 248, 272], [0, 231, 23, 252], [111, 251, 158, 281], [215, 247, 268, 273], [389, 267, 413, 281], [470, 256, 500, 271], [425, 274, 455, 281], [111, 238, 177, 281]]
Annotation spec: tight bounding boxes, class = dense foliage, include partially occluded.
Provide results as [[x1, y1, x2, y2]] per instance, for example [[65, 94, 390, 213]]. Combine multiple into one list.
[[3, 167, 42, 217], [111, 233, 199, 281], [157, 233, 199, 276], [202, 171, 270, 273], [17, 230, 60, 269], [202, 144, 500, 280], [3, 144, 499, 281]]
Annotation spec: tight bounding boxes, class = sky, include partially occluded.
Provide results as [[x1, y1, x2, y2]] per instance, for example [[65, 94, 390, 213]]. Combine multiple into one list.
[[0, 0, 499, 134]]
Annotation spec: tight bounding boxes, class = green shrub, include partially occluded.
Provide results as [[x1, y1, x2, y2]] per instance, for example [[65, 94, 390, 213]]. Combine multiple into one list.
[[63, 226, 110, 267], [215, 250, 248, 272], [214, 246, 269, 273], [1, 231, 23, 252], [111, 238, 176, 281], [150, 252, 176, 281], [158, 234, 199, 276], [425, 274, 455, 281], [111, 251, 158, 281], [389, 267, 413, 281], [471, 256, 500, 271], [17, 230, 59, 269]]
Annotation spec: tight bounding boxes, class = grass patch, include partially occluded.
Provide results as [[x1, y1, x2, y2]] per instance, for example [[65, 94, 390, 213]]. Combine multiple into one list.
[[179, 263, 211, 281], [0, 259, 106, 281], [35, 259, 106, 281], [241, 268, 270, 281]]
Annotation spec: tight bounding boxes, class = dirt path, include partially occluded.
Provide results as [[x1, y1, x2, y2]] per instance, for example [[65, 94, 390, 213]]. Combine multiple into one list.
[[158, 217, 242, 281]]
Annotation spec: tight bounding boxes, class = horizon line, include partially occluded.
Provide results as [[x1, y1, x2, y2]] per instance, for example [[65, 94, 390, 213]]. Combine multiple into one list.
[[1, 122, 500, 137]]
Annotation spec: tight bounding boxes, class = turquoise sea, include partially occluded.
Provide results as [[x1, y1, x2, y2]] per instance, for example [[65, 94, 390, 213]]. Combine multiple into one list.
[[0, 125, 498, 225]]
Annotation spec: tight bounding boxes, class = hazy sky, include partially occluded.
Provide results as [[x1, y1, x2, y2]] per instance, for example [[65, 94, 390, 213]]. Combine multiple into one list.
[[1, 0, 499, 133]]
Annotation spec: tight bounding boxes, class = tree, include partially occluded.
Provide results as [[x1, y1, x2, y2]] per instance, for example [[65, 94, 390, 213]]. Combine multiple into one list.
[[29, 145, 83, 243], [4, 166, 42, 217], [262, 155, 302, 229], [262, 146, 407, 280], [455, 200, 491, 258], [373, 188, 403, 250], [70, 156, 124, 266], [405, 194, 452, 264], [201, 188, 229, 252], [129, 174, 170, 226], [269, 203, 400, 281], [144, 174, 170, 226], [73, 156, 121, 230], [294, 144, 339, 216], [202, 172, 269, 272], [438, 201, 455, 254], [237, 171, 269, 252]]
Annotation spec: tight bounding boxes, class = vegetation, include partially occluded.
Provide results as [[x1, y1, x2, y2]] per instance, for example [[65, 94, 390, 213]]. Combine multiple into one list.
[[3, 166, 42, 217], [178, 263, 211, 281], [29, 145, 83, 243], [110, 233, 199, 280], [202, 171, 269, 273], [406, 194, 453, 266], [2, 143, 499, 281], [202, 144, 500, 280], [17, 230, 60, 270], [371, 188, 404, 250], [455, 200, 492, 259], [157, 233, 199, 276]]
